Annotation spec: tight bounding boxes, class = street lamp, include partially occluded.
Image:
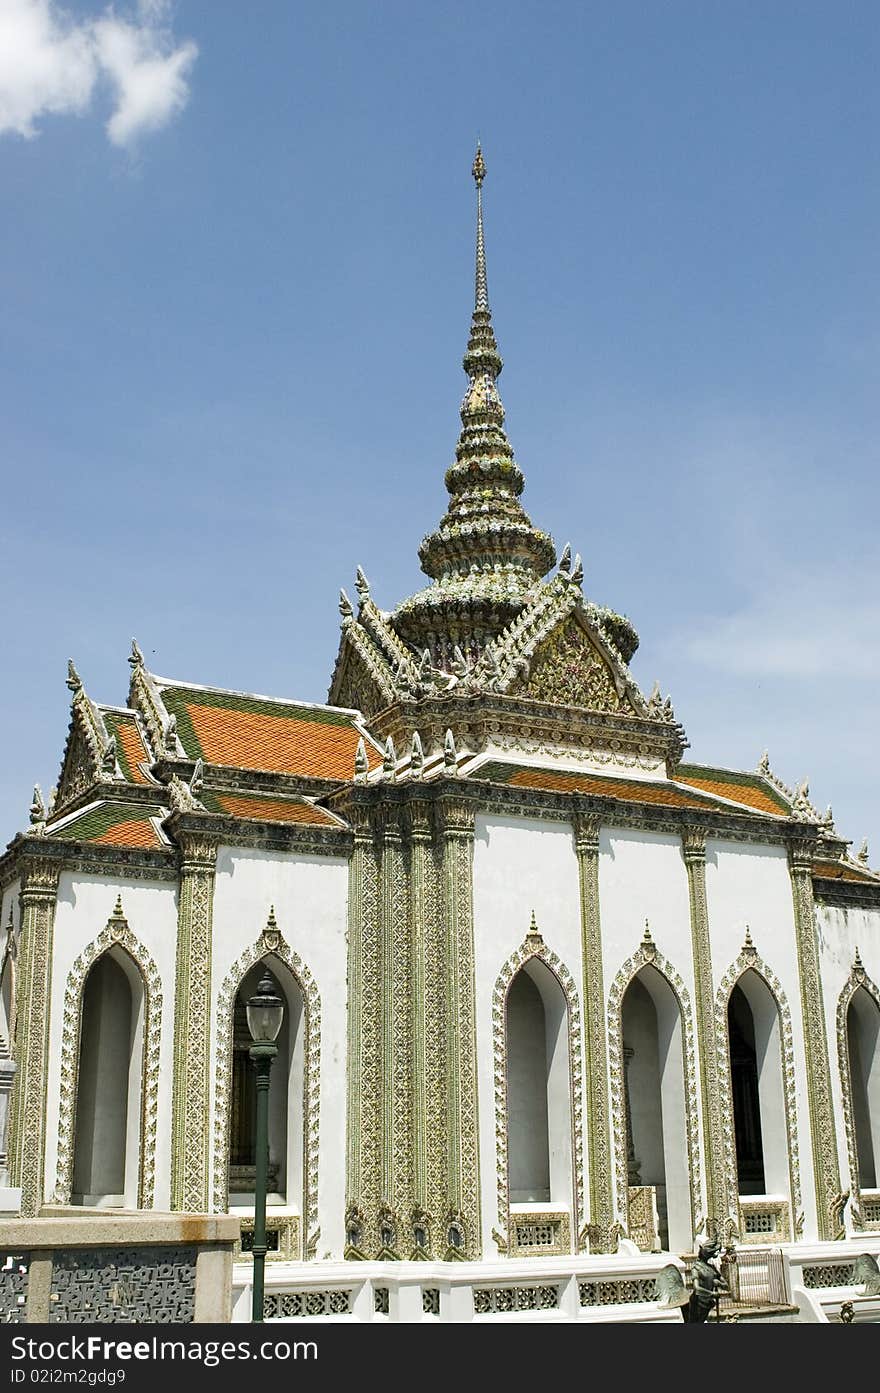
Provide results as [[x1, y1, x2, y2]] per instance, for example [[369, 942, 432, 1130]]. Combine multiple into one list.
[[246, 967, 284, 1323]]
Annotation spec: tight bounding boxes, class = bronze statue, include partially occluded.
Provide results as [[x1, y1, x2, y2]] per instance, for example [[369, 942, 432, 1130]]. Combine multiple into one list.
[[655, 1236, 728, 1322]]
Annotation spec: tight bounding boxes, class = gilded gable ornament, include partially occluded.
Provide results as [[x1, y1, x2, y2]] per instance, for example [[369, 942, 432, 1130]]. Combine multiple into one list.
[[523, 617, 631, 713]]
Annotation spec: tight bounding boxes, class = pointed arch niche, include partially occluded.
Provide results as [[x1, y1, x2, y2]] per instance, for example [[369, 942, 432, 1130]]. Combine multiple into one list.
[[608, 933, 701, 1253], [492, 922, 584, 1257], [212, 914, 321, 1259], [837, 954, 880, 1229], [715, 937, 802, 1243], [54, 900, 162, 1208]]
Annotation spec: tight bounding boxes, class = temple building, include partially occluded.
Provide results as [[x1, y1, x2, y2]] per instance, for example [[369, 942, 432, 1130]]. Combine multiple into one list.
[[1, 149, 879, 1301]]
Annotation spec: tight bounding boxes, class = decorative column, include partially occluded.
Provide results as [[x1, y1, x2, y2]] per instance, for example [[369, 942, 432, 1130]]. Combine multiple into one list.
[[0, 922, 17, 1189], [573, 812, 614, 1250], [170, 832, 217, 1212], [12, 857, 59, 1218], [379, 803, 410, 1252], [345, 802, 380, 1254], [681, 826, 731, 1232], [437, 794, 480, 1258], [408, 796, 441, 1255], [788, 837, 844, 1239]]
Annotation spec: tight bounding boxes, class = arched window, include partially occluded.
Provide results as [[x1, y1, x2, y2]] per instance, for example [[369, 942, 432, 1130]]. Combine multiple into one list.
[[505, 959, 572, 1208], [847, 986, 880, 1191], [621, 965, 690, 1252], [72, 950, 145, 1207], [727, 971, 788, 1200], [228, 957, 305, 1211]]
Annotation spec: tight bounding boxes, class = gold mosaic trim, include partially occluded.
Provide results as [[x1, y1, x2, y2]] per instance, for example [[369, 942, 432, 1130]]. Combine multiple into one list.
[[53, 899, 162, 1207], [14, 860, 59, 1217], [344, 806, 382, 1253], [573, 814, 613, 1248], [344, 807, 370, 1223], [714, 935, 803, 1240], [440, 798, 480, 1259], [235, 1212, 301, 1263], [171, 838, 216, 1212], [789, 847, 844, 1239], [835, 954, 880, 1231], [491, 920, 584, 1256], [681, 829, 729, 1232], [212, 912, 321, 1258], [738, 1196, 791, 1242], [607, 932, 701, 1244], [508, 1209, 572, 1258]]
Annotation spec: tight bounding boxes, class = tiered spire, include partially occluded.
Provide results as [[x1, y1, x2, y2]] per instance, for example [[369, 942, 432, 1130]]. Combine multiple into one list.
[[394, 146, 555, 663]]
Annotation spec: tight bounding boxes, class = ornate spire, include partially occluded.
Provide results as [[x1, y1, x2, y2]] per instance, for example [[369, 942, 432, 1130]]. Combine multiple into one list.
[[394, 147, 555, 663], [473, 143, 488, 311]]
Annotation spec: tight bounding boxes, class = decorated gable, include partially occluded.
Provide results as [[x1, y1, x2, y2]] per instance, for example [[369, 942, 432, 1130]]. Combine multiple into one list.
[[328, 629, 396, 723], [56, 719, 100, 809], [521, 616, 635, 714]]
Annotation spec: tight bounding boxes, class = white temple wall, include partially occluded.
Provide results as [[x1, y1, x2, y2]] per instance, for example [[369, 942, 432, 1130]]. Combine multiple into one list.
[[210, 846, 348, 1257], [815, 900, 880, 1206], [472, 814, 582, 1256], [598, 828, 693, 972], [598, 827, 696, 1222], [704, 840, 817, 1234], [45, 875, 178, 1209]]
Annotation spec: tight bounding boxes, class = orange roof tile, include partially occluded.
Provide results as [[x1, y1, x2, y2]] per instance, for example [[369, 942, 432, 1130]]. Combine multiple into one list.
[[209, 792, 341, 827], [104, 713, 153, 786], [92, 818, 163, 850], [49, 801, 165, 850], [159, 685, 381, 781], [676, 770, 788, 816], [504, 767, 716, 809]]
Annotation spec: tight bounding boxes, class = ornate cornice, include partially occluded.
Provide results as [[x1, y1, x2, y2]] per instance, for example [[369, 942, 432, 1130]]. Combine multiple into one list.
[[164, 810, 351, 861], [813, 877, 880, 910], [367, 691, 685, 768], [152, 759, 345, 801]]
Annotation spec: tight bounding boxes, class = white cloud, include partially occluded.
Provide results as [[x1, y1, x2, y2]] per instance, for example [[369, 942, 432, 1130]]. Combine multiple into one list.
[[684, 565, 880, 681], [94, 9, 197, 147], [0, 0, 197, 147]]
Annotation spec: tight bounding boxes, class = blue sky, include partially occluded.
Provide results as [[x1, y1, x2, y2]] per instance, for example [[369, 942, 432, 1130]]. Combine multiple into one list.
[[1, 1, 878, 856]]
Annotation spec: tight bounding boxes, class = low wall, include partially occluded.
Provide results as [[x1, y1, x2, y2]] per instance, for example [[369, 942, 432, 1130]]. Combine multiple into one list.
[[231, 1250, 686, 1324], [0, 1211, 240, 1323]]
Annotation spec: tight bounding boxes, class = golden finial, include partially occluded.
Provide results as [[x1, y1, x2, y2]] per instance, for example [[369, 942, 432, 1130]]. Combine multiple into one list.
[[472, 142, 486, 187], [527, 909, 542, 940]]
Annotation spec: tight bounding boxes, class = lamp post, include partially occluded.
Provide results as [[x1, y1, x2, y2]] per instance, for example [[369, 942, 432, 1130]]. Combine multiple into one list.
[[246, 968, 284, 1323]]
